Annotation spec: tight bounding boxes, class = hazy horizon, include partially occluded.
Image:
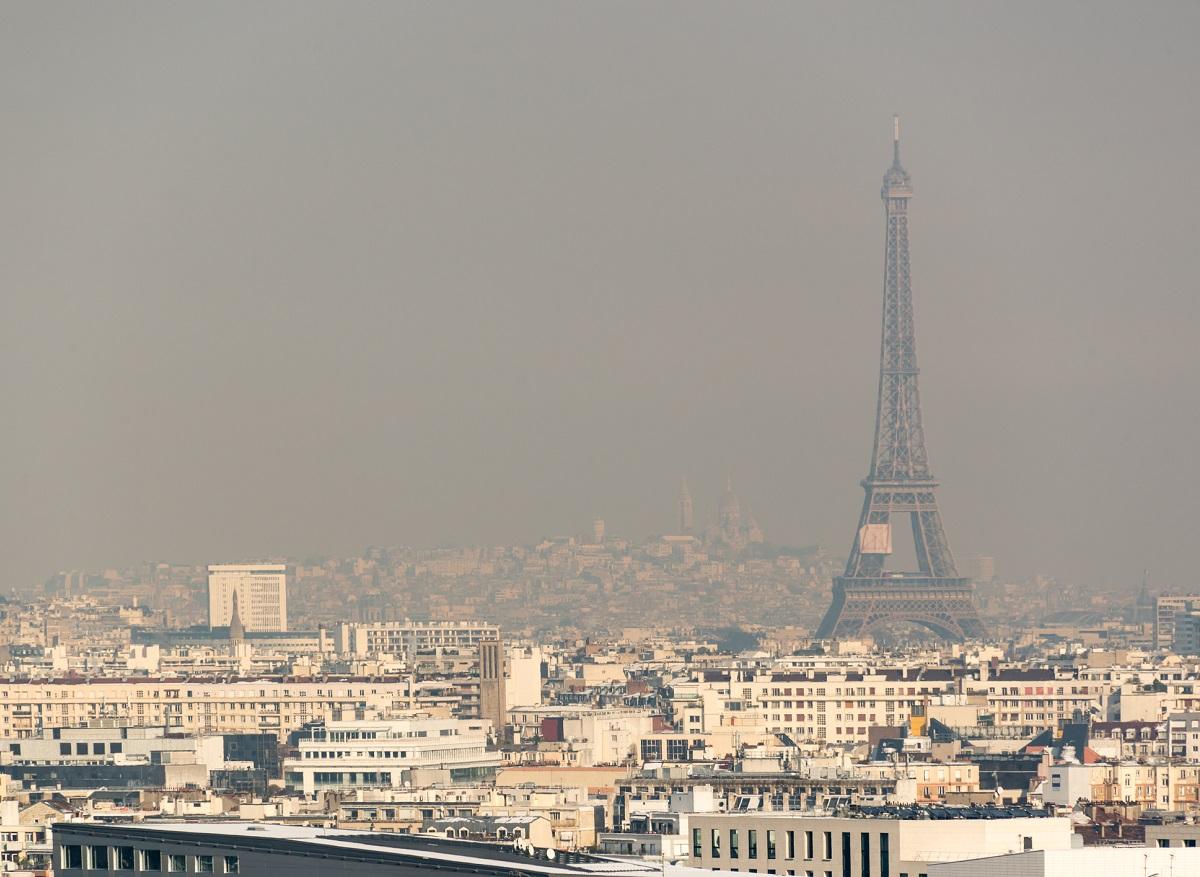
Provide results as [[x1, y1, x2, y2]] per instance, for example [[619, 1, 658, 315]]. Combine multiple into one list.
[[3, 2, 1198, 593]]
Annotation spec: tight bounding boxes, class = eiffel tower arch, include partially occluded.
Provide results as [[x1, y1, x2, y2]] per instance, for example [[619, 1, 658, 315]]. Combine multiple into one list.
[[815, 118, 986, 643]]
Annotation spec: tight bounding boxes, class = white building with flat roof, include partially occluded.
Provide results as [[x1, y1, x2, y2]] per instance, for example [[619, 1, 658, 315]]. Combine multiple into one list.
[[282, 715, 499, 794], [207, 563, 287, 632]]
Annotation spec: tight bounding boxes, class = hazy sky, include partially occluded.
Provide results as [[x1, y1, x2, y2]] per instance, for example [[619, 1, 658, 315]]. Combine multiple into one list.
[[3, 2, 1198, 592]]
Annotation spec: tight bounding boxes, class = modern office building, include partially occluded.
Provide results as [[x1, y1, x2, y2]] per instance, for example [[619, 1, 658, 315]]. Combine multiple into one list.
[[52, 821, 661, 877], [207, 564, 288, 632], [282, 716, 499, 794]]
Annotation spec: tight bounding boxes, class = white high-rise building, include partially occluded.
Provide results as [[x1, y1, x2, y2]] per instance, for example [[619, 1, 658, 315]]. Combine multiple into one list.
[[207, 563, 288, 632]]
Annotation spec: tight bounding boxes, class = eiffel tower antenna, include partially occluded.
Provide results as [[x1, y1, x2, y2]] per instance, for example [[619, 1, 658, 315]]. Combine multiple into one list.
[[816, 118, 985, 642]]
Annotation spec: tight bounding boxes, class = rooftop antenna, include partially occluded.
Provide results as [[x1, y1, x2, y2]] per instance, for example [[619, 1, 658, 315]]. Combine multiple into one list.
[[892, 114, 901, 166]]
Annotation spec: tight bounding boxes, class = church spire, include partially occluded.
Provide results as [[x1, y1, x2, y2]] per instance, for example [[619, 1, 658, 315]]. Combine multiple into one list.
[[229, 590, 245, 642]]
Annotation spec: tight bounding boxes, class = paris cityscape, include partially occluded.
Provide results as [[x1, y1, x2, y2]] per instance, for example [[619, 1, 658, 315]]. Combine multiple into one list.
[[2, 5, 1199, 877]]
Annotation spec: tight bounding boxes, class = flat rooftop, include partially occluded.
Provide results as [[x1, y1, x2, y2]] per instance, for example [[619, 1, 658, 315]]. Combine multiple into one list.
[[693, 805, 1054, 821], [53, 821, 660, 875]]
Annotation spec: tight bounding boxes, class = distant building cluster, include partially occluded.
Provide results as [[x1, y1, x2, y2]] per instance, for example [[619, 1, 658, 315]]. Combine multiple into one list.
[[5, 565, 1200, 875]]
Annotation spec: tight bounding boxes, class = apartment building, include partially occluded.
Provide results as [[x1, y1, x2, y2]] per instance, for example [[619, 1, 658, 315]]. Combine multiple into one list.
[[1113, 678, 1200, 721], [1155, 595, 1200, 650], [332, 621, 500, 658], [1087, 761, 1200, 813], [281, 716, 498, 794], [0, 677, 414, 741], [336, 784, 599, 848], [509, 706, 656, 766], [854, 763, 981, 805], [207, 564, 287, 632], [977, 670, 1100, 730], [679, 669, 960, 745]]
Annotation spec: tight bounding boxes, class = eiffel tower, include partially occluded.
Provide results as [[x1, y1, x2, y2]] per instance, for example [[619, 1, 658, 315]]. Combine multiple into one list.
[[815, 118, 986, 642]]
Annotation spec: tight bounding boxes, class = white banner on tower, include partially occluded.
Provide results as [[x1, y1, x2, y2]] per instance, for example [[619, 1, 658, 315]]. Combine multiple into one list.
[[858, 523, 893, 555]]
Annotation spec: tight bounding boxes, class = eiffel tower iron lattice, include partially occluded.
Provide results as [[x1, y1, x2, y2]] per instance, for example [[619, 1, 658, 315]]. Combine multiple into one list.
[[815, 118, 986, 642]]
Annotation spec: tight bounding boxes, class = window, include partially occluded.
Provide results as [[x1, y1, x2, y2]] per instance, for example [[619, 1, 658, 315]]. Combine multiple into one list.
[[840, 833, 850, 877], [76, 743, 88, 755], [693, 828, 703, 859], [805, 831, 814, 860], [115, 846, 135, 870], [749, 830, 758, 858], [93, 743, 105, 755], [823, 832, 832, 861], [196, 854, 214, 872], [731, 830, 740, 859], [767, 830, 777, 859], [860, 834, 870, 877], [62, 845, 83, 870], [167, 854, 186, 872], [223, 856, 239, 873], [88, 846, 110, 870], [712, 829, 722, 858], [60, 743, 71, 755], [140, 850, 162, 871], [1184, 839, 1197, 849], [786, 831, 795, 860], [1157, 839, 1170, 848], [880, 833, 890, 877]]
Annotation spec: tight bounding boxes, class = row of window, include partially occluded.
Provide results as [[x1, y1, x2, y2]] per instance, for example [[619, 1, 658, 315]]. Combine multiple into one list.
[[1, 688, 385, 698], [60, 846, 238, 874], [694, 828, 892, 877]]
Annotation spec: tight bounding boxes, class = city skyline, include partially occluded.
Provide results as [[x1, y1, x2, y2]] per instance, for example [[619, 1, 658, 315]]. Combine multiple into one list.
[[3, 4, 1199, 594], [4, 6, 1200, 873]]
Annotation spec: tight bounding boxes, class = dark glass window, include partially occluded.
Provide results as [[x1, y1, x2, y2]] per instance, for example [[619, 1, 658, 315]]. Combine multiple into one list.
[[62, 845, 83, 870], [89, 845, 109, 870], [115, 846, 135, 870], [140, 849, 162, 871]]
